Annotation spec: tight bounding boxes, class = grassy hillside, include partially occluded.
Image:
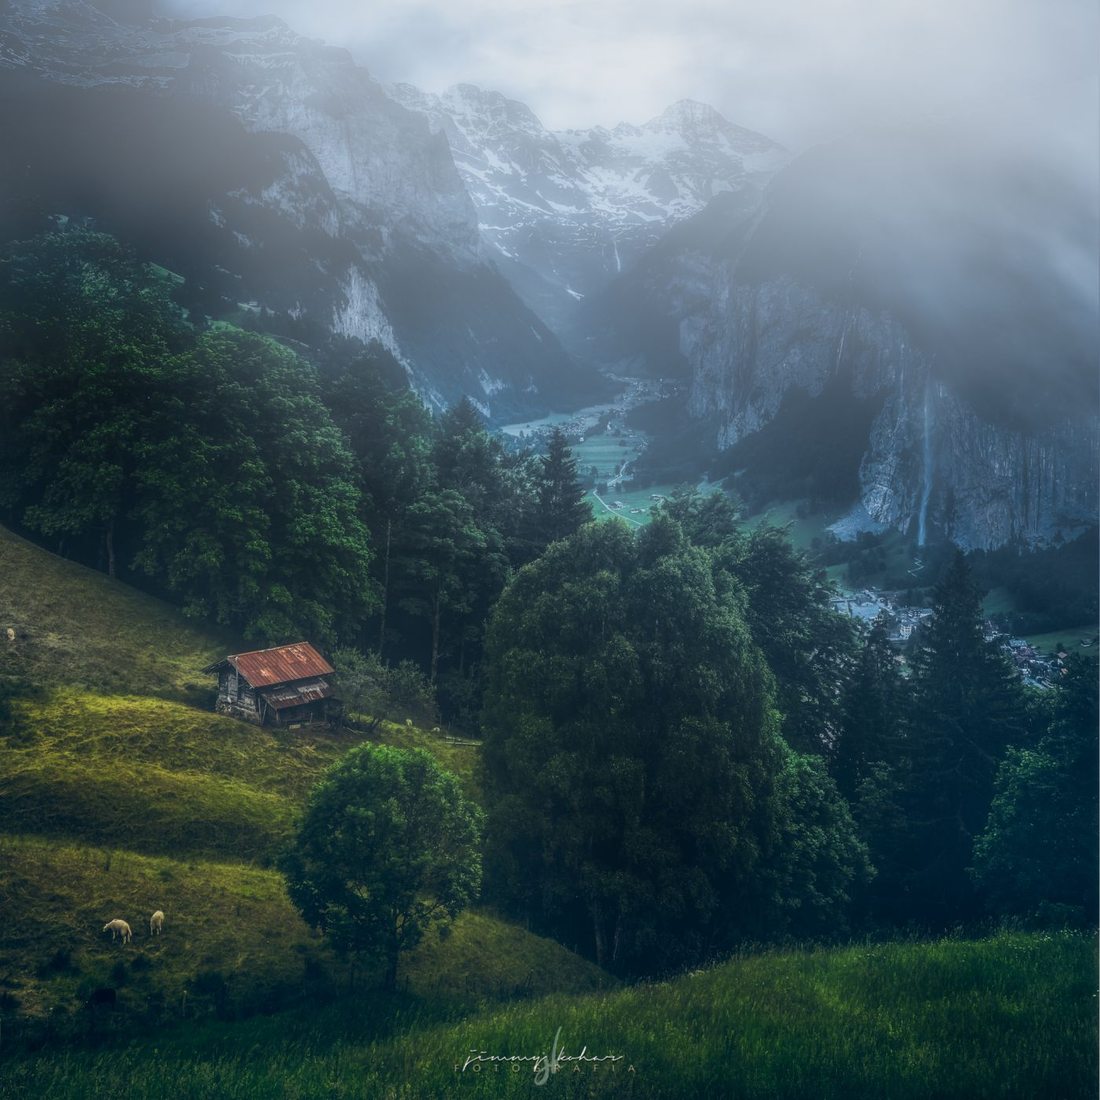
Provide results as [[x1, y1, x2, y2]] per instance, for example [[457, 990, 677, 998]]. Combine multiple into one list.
[[0, 835, 610, 1030], [1, 931, 1093, 1098], [0, 525, 1094, 1100], [0, 689, 350, 860], [0, 526, 612, 1037], [0, 525, 228, 702]]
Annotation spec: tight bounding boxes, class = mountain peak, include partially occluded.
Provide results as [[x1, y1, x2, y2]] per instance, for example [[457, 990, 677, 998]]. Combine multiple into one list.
[[643, 99, 784, 154], [647, 99, 726, 131], [439, 83, 547, 134]]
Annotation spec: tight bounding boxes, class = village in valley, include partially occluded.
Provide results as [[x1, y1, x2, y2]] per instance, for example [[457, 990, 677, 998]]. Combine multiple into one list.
[[830, 588, 1096, 689]]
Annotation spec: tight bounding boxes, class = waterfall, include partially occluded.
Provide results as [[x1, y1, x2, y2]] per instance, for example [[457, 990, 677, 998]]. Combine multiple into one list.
[[917, 381, 934, 547]]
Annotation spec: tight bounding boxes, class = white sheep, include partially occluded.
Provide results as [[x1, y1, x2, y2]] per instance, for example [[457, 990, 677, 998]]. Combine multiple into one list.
[[5, 628, 14, 643], [150, 910, 165, 936], [103, 919, 132, 944], [431, 727, 441, 733], [405, 718, 413, 727]]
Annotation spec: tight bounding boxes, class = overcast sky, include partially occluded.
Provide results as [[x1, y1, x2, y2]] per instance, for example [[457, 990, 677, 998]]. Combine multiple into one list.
[[162, 0, 1097, 172]]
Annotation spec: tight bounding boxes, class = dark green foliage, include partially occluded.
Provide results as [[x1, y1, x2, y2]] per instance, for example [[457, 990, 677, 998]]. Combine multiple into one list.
[[0, 231, 375, 644], [132, 328, 376, 644], [970, 529, 1099, 633], [658, 492, 856, 756], [657, 485, 742, 548], [531, 427, 590, 551], [717, 524, 856, 754], [281, 743, 482, 990], [833, 617, 907, 799], [901, 550, 1026, 925], [481, 517, 866, 973], [764, 749, 872, 938], [322, 353, 433, 655], [0, 231, 184, 574], [432, 397, 508, 525], [393, 488, 507, 686], [974, 657, 1099, 925]]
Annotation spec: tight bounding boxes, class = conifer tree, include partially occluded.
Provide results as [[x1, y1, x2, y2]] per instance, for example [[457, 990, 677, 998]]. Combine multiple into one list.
[[974, 656, 1099, 923], [834, 616, 907, 799], [902, 549, 1026, 924], [534, 427, 590, 548]]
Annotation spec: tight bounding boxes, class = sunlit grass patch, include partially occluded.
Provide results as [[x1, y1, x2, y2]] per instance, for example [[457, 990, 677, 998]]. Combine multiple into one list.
[[0, 836, 611, 1031], [0, 524, 228, 702]]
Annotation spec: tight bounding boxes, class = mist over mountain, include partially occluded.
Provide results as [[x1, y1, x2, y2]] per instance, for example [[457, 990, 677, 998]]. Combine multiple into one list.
[[586, 129, 1098, 547], [0, 0, 596, 418], [0, 0, 1095, 549]]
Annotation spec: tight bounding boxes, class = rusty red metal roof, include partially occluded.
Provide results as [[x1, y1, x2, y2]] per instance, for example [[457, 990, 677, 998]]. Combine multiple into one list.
[[225, 642, 334, 688], [259, 679, 334, 710]]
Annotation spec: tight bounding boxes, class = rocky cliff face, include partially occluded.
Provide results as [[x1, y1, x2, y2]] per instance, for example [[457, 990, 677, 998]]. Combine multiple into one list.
[[0, 0, 591, 417], [678, 264, 1098, 549], [863, 382, 1098, 550], [602, 126, 1100, 549], [390, 82, 787, 351]]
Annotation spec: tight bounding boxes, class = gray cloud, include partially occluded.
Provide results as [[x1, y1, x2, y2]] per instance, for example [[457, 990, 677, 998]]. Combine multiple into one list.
[[160, 0, 1097, 166]]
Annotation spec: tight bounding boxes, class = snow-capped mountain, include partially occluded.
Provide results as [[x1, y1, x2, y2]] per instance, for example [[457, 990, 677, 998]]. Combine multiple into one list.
[[390, 82, 788, 351], [0, 0, 595, 417]]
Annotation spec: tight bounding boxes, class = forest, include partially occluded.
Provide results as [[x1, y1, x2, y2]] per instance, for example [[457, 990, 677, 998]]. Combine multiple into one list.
[[0, 228, 1095, 979]]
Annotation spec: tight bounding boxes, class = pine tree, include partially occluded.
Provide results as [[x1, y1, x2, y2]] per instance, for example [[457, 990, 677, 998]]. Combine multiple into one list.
[[834, 616, 912, 927], [902, 548, 1026, 925], [534, 427, 590, 549], [974, 656, 1099, 923], [834, 616, 907, 799]]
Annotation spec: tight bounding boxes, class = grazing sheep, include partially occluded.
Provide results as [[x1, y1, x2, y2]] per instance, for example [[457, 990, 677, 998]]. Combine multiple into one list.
[[150, 910, 165, 936], [5, 628, 14, 643], [405, 718, 413, 727], [103, 919, 132, 944], [431, 727, 441, 733]]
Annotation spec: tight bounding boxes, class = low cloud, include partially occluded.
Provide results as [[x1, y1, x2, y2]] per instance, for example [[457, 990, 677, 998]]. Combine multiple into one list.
[[159, 0, 1096, 172]]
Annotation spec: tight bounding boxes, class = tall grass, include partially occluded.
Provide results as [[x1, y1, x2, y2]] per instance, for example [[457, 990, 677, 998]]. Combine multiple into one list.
[[1, 932, 1093, 1099]]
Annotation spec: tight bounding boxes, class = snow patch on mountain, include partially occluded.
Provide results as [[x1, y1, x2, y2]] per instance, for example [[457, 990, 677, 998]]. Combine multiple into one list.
[[389, 82, 789, 350]]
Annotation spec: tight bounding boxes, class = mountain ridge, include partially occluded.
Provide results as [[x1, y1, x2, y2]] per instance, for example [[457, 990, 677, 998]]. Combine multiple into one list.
[[390, 79, 788, 348]]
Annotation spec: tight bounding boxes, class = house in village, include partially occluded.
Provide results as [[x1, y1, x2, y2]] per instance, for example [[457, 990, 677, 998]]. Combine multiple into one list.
[[203, 642, 338, 727]]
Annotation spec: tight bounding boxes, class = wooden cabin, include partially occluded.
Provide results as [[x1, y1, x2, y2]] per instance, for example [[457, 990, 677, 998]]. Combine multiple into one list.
[[203, 642, 338, 727]]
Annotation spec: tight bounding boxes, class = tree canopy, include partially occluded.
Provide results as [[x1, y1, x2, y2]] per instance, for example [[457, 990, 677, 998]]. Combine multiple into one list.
[[281, 743, 482, 990], [481, 516, 867, 973], [0, 231, 376, 643]]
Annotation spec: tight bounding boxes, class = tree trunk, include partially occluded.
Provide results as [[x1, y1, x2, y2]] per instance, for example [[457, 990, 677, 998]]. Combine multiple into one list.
[[378, 516, 392, 658], [611, 910, 623, 965], [430, 591, 441, 687], [591, 899, 606, 969], [383, 943, 399, 993], [105, 520, 116, 579]]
